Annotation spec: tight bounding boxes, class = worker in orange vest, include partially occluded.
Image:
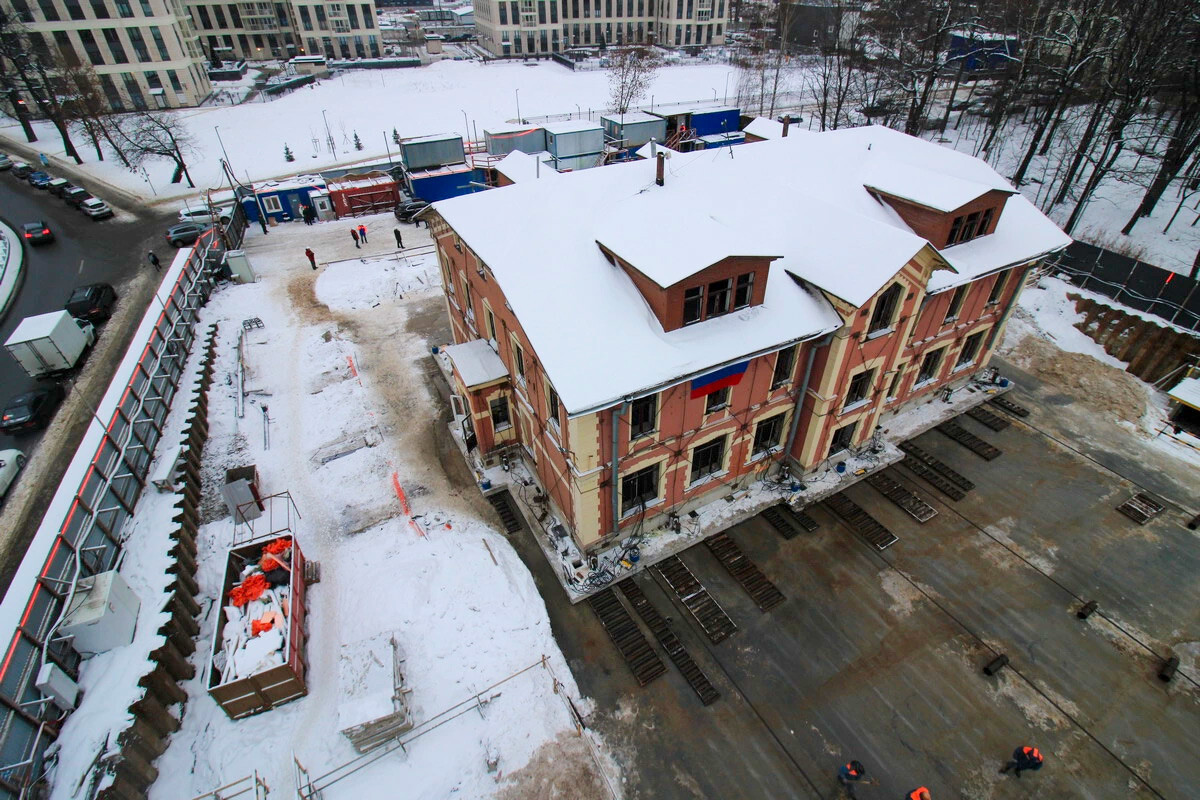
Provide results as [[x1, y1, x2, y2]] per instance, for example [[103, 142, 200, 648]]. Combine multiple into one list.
[[1001, 745, 1045, 778], [905, 788, 931, 800], [837, 759, 875, 797]]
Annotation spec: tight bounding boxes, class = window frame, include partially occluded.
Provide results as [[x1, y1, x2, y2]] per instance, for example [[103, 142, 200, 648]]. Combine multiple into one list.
[[843, 368, 874, 411], [704, 386, 730, 414], [751, 412, 786, 457], [547, 384, 561, 430], [733, 272, 753, 309], [947, 215, 963, 246], [705, 278, 731, 317], [510, 335, 526, 380], [886, 367, 905, 401], [943, 285, 967, 324], [620, 462, 660, 515], [828, 421, 857, 457], [979, 207, 994, 235], [867, 282, 903, 336], [490, 395, 511, 430], [960, 211, 980, 241], [915, 347, 944, 385], [689, 435, 727, 484], [682, 285, 702, 325], [986, 271, 1007, 305], [261, 195, 282, 213], [771, 345, 796, 389], [956, 330, 985, 369], [629, 394, 657, 440]]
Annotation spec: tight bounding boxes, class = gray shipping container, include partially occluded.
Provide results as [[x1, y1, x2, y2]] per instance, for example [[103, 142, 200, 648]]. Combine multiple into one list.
[[600, 112, 668, 150], [543, 121, 604, 159], [400, 134, 466, 171], [551, 153, 606, 172], [484, 125, 547, 156]]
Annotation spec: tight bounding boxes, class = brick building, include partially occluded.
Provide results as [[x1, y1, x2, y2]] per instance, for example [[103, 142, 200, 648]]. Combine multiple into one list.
[[428, 126, 1071, 552]]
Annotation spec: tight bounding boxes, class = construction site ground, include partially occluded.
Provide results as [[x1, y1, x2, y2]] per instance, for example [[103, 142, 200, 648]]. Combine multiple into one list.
[[505, 356, 1200, 800]]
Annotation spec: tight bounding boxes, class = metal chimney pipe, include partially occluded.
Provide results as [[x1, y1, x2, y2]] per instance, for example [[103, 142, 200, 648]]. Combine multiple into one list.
[[782, 117, 790, 137], [656, 152, 665, 186]]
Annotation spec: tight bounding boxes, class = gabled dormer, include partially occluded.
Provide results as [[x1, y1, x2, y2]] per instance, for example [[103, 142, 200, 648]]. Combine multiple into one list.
[[863, 161, 1016, 249]]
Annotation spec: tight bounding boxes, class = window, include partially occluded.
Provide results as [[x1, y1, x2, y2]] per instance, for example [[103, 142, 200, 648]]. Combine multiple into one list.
[[771, 345, 796, 389], [987, 271, 1007, 305], [868, 283, 902, 335], [511, 337, 525, 379], [53, 31, 80, 65], [733, 272, 753, 309], [629, 394, 656, 439], [499, 3, 507, 22], [213, 5, 227, 26], [79, 30, 106, 64], [299, 6, 312, 29], [485, 306, 496, 341], [887, 369, 904, 400], [150, 27, 170, 59], [682, 286, 702, 325], [916, 348, 944, 385], [828, 422, 857, 457], [980, 207, 994, 235], [752, 413, 785, 456], [961, 211, 980, 241], [705, 386, 729, 413], [690, 436, 726, 483], [944, 286, 967, 324], [91, 0, 110, 19], [947, 216, 962, 246], [361, 3, 373, 27], [196, 6, 212, 28], [705, 278, 731, 317], [167, 70, 183, 93], [461, 274, 473, 315], [37, 0, 60, 20], [490, 396, 511, 429], [843, 369, 874, 410], [957, 331, 985, 368], [128, 27, 151, 61], [621, 463, 659, 514], [547, 385, 560, 428], [261, 195, 282, 213], [114, 0, 131, 15], [64, 0, 85, 19]]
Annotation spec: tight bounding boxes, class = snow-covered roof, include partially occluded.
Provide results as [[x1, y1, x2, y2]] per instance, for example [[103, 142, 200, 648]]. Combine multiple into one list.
[[1167, 375, 1200, 411], [600, 111, 662, 125], [649, 101, 734, 117], [444, 339, 509, 387], [494, 150, 558, 184], [543, 119, 603, 134], [328, 172, 396, 190], [698, 132, 744, 144], [634, 141, 680, 159], [863, 159, 1008, 213], [433, 125, 1069, 414], [254, 174, 326, 192], [404, 132, 462, 145], [743, 117, 785, 139]]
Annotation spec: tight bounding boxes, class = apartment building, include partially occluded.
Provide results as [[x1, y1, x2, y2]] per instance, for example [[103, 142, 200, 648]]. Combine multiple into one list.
[[5, 0, 211, 109], [472, 0, 727, 57], [429, 125, 1071, 552], [185, 0, 382, 61]]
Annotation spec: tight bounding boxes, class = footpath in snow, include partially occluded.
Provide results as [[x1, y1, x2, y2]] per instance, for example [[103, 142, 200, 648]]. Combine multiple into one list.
[[52, 213, 616, 799]]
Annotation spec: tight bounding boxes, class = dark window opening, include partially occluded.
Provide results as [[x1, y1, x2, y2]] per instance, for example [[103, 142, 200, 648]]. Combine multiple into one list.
[[490, 396, 511, 429], [957, 331, 985, 367], [868, 283, 902, 335], [705, 386, 729, 413], [733, 272, 753, 308], [887, 369, 903, 399], [629, 394, 657, 439], [771, 345, 796, 389], [944, 285, 967, 323], [706, 278, 731, 317], [947, 215, 962, 246], [682, 285, 703, 325], [960, 211, 980, 241], [752, 413, 785, 456], [547, 386, 560, 427], [621, 463, 659, 514], [916, 348, 944, 384], [690, 436, 726, 483], [844, 369, 874, 409], [980, 207, 995, 235], [987, 271, 1007, 304], [828, 422, 857, 456]]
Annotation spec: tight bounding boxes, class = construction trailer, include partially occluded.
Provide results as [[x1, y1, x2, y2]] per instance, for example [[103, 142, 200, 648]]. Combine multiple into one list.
[[600, 111, 668, 152], [484, 124, 547, 156], [327, 171, 401, 217], [400, 133, 466, 171], [543, 119, 605, 171]]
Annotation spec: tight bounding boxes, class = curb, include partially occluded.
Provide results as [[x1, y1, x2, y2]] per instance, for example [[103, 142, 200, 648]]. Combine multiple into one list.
[[0, 221, 25, 322], [0, 131, 150, 213]]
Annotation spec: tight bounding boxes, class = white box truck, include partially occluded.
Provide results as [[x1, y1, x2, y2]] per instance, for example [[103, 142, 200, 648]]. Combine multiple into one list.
[[4, 310, 96, 379]]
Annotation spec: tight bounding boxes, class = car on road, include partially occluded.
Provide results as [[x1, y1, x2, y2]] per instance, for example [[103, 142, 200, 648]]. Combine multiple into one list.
[[20, 221, 54, 244], [10, 162, 33, 179], [394, 200, 430, 223], [46, 177, 71, 195], [178, 204, 234, 225], [166, 221, 206, 247], [62, 186, 92, 207], [27, 171, 52, 188], [80, 198, 114, 220], [64, 283, 117, 323], [0, 154, 12, 171], [0, 385, 66, 434], [0, 450, 27, 504]]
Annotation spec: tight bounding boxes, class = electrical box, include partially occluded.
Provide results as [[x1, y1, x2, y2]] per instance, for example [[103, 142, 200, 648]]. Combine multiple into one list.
[[59, 571, 141, 657], [224, 250, 256, 284], [150, 445, 184, 492], [221, 465, 263, 523], [35, 663, 80, 712]]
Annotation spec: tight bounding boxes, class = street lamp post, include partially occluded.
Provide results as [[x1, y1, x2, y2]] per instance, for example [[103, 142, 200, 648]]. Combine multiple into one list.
[[214, 125, 233, 173], [724, 73, 730, 104], [321, 108, 336, 155], [462, 109, 470, 143], [515, 89, 521, 123]]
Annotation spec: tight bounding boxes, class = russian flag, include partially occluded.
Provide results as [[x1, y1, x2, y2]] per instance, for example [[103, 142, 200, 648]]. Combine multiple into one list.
[[690, 361, 750, 399]]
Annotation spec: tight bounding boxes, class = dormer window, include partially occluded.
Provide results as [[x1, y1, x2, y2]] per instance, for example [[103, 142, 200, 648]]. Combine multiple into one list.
[[683, 287, 703, 325], [734, 273, 754, 309], [682, 271, 757, 326], [947, 207, 996, 246], [706, 279, 732, 316]]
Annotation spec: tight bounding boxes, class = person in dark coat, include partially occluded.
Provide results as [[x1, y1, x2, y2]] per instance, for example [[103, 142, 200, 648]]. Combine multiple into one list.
[[394, 228, 403, 248], [1001, 746, 1044, 778], [305, 248, 317, 270], [147, 251, 161, 271], [357, 223, 368, 243], [351, 227, 360, 248]]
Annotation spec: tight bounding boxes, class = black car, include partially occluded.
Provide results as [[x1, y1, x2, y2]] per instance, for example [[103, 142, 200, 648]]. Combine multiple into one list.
[[20, 221, 54, 244], [166, 222, 205, 247], [0, 385, 66, 434], [65, 283, 117, 323], [394, 200, 430, 223], [62, 186, 92, 207]]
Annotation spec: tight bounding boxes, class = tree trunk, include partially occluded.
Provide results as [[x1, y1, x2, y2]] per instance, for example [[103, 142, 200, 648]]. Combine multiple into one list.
[[1120, 117, 1200, 234], [1064, 139, 1125, 233], [938, 51, 969, 136], [1012, 87, 1067, 186], [1052, 98, 1109, 206]]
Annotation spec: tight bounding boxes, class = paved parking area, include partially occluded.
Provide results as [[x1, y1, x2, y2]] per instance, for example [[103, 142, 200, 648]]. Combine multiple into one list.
[[511, 382, 1200, 799]]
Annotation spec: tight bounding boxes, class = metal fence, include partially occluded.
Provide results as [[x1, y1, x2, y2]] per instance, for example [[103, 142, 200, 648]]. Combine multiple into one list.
[[0, 229, 227, 798], [1046, 242, 1200, 333]]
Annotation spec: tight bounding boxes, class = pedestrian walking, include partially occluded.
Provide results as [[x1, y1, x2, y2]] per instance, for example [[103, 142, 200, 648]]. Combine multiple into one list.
[[904, 787, 930, 800], [1000, 746, 1044, 778], [305, 247, 317, 270], [393, 228, 403, 249], [147, 251, 161, 271], [357, 223, 368, 243], [836, 760, 874, 798], [351, 227, 360, 248]]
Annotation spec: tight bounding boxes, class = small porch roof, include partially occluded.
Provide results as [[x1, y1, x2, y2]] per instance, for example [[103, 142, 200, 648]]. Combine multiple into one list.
[[444, 339, 509, 388]]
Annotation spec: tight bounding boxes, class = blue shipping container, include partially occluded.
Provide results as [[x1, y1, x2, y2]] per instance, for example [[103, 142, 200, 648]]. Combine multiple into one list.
[[409, 168, 487, 202], [689, 108, 740, 137]]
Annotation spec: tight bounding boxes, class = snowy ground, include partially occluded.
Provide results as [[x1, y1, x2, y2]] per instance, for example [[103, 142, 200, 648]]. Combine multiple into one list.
[[48, 213, 616, 799]]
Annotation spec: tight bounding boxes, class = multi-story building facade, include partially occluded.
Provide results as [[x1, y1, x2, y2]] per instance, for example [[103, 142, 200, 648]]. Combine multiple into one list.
[[185, 0, 381, 61], [5, 0, 212, 109], [429, 126, 1071, 552], [472, 0, 728, 57]]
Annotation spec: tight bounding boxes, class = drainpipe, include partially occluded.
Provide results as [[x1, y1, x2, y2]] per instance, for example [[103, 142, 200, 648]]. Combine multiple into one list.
[[610, 401, 629, 537], [784, 333, 832, 465]]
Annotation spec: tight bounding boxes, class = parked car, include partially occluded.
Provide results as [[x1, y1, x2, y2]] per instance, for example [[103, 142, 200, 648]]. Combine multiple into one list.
[[20, 221, 54, 244], [178, 204, 233, 225], [166, 221, 205, 247], [80, 198, 114, 220], [394, 200, 430, 223], [62, 186, 92, 207], [0, 449, 27, 504], [26, 171, 52, 188], [0, 385, 66, 434], [64, 283, 117, 323], [0, 154, 12, 171], [10, 162, 33, 179], [45, 177, 71, 195]]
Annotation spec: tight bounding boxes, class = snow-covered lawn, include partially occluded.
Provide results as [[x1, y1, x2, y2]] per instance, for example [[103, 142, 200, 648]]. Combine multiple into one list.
[[49, 214, 615, 799]]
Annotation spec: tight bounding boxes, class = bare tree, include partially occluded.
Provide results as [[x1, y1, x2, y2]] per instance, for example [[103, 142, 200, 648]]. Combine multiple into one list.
[[607, 46, 663, 115], [55, 60, 130, 165], [113, 111, 198, 187], [0, 9, 82, 162]]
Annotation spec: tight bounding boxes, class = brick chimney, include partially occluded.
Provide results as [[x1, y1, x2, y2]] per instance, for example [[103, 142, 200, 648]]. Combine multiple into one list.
[[782, 117, 790, 137], [656, 152, 665, 186]]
